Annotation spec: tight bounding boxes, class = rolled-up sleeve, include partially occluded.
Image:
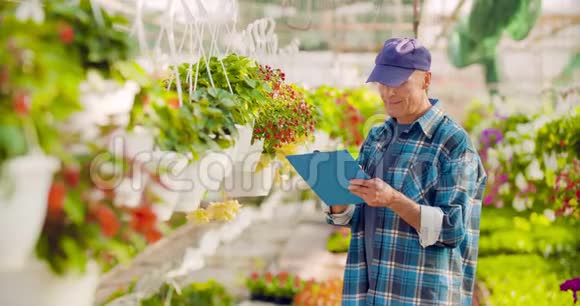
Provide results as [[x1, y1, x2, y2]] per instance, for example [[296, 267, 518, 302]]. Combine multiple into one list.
[[324, 205, 355, 226], [432, 148, 484, 248], [418, 205, 444, 247]]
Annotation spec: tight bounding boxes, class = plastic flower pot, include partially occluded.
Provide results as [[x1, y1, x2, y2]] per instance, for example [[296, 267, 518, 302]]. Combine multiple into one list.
[[143, 151, 190, 221], [0, 259, 99, 306], [247, 138, 265, 172], [201, 146, 237, 192], [233, 124, 253, 163], [224, 161, 274, 197], [0, 152, 59, 270], [174, 159, 206, 213]]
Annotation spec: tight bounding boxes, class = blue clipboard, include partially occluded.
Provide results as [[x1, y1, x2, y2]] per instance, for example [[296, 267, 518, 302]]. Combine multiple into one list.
[[285, 149, 370, 206]]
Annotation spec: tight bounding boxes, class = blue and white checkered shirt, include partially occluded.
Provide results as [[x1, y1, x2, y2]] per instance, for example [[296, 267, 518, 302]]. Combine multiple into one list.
[[327, 99, 487, 305]]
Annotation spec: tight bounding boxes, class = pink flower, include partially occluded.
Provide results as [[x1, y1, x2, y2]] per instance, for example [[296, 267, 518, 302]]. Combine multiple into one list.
[[498, 174, 508, 183], [484, 194, 494, 206]]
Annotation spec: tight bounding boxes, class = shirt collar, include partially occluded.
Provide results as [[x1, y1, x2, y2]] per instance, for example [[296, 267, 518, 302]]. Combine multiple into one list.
[[386, 98, 445, 139]]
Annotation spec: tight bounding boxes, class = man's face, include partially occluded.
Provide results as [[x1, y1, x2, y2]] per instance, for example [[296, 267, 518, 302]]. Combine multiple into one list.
[[376, 70, 431, 120]]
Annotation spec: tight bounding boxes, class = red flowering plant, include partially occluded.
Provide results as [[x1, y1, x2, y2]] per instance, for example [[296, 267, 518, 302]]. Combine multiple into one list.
[[37, 150, 166, 275], [0, 11, 84, 172], [307, 86, 383, 154], [252, 64, 317, 155], [552, 160, 580, 218], [245, 271, 305, 304], [0, 0, 135, 172], [45, 0, 135, 77]]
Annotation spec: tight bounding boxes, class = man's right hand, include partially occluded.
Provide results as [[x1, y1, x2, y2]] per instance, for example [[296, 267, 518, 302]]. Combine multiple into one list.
[[330, 205, 350, 214]]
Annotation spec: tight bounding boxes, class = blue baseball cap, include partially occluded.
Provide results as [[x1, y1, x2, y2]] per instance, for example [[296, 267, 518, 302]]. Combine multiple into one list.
[[366, 38, 431, 87]]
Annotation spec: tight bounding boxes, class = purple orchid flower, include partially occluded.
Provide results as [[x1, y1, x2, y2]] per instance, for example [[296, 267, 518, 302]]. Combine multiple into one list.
[[560, 277, 580, 304]]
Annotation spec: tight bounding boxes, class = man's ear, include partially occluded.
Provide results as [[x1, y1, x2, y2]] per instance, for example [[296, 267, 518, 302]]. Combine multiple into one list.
[[423, 71, 432, 90]]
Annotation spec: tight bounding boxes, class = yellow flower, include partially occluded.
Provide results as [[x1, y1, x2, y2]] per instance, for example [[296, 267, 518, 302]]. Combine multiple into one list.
[[187, 209, 212, 224], [207, 200, 242, 222]]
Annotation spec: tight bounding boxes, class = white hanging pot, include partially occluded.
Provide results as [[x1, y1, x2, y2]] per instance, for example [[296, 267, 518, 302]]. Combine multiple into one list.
[[0, 259, 99, 306], [174, 159, 207, 213], [143, 151, 190, 221], [233, 124, 253, 163], [150, 182, 181, 221], [198, 147, 236, 192], [235, 137, 264, 173], [0, 152, 59, 270], [224, 161, 274, 197]]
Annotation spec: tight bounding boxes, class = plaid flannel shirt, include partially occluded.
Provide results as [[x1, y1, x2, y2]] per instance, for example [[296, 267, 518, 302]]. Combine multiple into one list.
[[328, 100, 487, 305]]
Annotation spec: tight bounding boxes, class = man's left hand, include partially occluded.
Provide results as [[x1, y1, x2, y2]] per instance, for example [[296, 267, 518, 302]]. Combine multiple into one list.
[[348, 178, 396, 207]]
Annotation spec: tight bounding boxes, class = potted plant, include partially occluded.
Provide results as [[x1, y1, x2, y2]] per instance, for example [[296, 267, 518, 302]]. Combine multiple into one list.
[[226, 64, 316, 197], [0, 146, 166, 306], [0, 6, 87, 270], [168, 55, 269, 166], [126, 66, 242, 213], [293, 279, 343, 306], [245, 271, 304, 304], [1, 3, 169, 306], [44, 0, 139, 136]]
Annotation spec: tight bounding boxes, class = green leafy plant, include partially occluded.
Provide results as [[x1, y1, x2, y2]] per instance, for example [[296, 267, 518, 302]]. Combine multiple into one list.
[[130, 76, 239, 159], [478, 210, 580, 257], [0, 13, 84, 169], [477, 254, 578, 306], [168, 54, 270, 126], [477, 207, 580, 305], [326, 227, 351, 253], [140, 280, 233, 306], [45, 0, 135, 75], [245, 271, 304, 304]]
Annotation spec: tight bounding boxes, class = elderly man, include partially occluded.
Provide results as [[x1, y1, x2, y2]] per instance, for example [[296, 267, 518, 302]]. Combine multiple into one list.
[[326, 38, 487, 305]]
